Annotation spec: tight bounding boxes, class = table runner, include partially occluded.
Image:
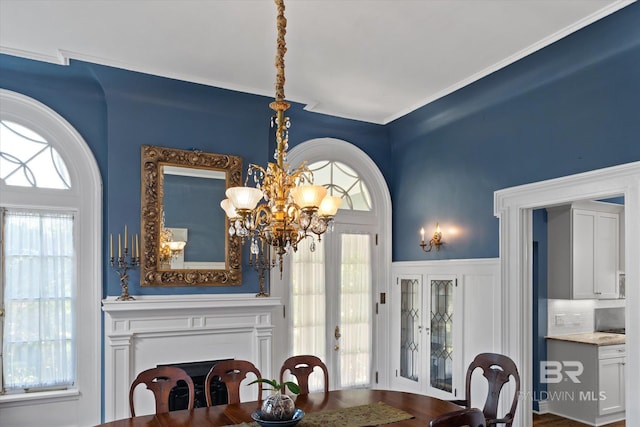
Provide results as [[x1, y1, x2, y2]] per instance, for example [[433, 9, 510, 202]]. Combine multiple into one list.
[[225, 401, 415, 427]]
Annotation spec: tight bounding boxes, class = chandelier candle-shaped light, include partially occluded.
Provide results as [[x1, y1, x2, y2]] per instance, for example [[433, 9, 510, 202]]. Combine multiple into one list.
[[221, 0, 341, 273]]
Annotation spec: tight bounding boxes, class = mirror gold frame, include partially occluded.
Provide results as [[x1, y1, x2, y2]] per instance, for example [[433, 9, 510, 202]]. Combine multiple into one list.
[[140, 144, 242, 286]]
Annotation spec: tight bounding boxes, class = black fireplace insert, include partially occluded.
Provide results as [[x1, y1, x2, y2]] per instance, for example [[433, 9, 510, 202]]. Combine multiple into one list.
[[158, 359, 232, 410]]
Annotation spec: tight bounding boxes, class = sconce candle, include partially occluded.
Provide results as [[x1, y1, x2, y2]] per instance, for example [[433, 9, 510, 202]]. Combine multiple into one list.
[[420, 223, 443, 252]]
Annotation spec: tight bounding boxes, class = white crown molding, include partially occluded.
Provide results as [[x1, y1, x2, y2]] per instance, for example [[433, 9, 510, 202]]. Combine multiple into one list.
[[0, 45, 68, 65], [383, 0, 636, 125]]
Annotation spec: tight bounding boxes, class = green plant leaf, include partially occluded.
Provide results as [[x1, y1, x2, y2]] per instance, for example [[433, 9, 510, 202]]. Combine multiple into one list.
[[282, 381, 300, 395], [247, 378, 300, 394]]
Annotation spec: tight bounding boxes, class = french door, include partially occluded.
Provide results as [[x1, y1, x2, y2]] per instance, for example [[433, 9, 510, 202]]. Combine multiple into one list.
[[391, 273, 461, 400], [289, 223, 376, 390]]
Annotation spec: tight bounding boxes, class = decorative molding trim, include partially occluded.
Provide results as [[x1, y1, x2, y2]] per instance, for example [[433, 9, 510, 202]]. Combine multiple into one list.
[[392, 258, 499, 268], [102, 294, 281, 422]]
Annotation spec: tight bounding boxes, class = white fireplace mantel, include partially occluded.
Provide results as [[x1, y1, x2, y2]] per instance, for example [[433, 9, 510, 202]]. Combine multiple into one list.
[[102, 294, 281, 422]]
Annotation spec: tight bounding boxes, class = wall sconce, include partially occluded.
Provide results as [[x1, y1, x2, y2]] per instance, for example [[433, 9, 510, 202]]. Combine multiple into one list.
[[420, 223, 443, 252]]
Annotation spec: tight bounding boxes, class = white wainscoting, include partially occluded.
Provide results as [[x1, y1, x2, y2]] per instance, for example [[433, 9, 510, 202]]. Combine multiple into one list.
[[102, 294, 281, 422]]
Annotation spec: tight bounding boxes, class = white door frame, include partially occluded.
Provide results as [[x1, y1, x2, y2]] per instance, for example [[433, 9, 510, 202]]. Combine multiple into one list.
[[494, 161, 640, 427], [272, 138, 392, 388]]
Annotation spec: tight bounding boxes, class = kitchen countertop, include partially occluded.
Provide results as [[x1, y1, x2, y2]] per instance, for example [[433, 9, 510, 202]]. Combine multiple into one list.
[[545, 332, 625, 346]]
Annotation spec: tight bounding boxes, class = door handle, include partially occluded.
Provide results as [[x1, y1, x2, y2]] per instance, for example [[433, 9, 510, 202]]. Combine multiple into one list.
[[334, 345, 340, 351], [334, 326, 341, 340]]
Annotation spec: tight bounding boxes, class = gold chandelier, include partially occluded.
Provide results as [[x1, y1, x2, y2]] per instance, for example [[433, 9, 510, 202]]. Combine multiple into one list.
[[220, 0, 341, 273], [159, 210, 186, 264]]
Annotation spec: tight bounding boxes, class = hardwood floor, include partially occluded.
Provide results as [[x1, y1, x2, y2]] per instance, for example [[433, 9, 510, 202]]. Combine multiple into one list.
[[532, 413, 625, 427]]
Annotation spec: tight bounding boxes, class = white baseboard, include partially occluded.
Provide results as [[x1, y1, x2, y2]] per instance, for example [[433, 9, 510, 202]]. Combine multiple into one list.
[[534, 399, 549, 414]]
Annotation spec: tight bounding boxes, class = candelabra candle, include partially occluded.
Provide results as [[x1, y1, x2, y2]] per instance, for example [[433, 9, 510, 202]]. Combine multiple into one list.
[[110, 227, 140, 301]]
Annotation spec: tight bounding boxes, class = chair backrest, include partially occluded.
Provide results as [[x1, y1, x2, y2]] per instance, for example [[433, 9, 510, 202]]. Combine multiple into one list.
[[464, 353, 520, 427], [129, 366, 194, 416], [279, 355, 329, 394], [205, 359, 262, 405], [430, 408, 486, 427]]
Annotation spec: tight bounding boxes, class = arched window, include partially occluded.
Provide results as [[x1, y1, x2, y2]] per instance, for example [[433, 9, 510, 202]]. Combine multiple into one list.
[[307, 160, 372, 211], [273, 138, 391, 391], [0, 89, 101, 426]]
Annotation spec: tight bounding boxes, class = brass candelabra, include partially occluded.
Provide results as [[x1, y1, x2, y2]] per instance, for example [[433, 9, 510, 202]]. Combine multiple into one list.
[[250, 238, 274, 297], [110, 225, 140, 301]]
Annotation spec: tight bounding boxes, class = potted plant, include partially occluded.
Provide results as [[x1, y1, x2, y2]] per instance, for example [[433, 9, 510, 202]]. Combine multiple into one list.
[[249, 378, 301, 421]]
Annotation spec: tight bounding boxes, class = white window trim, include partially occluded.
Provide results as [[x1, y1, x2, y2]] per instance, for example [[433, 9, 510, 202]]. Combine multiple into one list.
[[0, 89, 102, 425]]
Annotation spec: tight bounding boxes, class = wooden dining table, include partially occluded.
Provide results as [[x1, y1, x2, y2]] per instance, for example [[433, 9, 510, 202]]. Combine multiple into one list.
[[95, 389, 464, 427]]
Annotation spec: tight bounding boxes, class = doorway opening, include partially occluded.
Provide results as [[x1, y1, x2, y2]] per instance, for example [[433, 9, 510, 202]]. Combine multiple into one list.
[[495, 162, 640, 427]]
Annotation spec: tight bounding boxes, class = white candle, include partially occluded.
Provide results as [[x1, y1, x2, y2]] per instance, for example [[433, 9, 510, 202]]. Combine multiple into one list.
[[118, 234, 122, 258], [110, 233, 113, 258], [124, 225, 128, 250], [420, 227, 425, 243]]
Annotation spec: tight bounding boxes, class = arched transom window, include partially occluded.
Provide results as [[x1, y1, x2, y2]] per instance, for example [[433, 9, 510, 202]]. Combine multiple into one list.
[[308, 160, 371, 211], [0, 120, 71, 189]]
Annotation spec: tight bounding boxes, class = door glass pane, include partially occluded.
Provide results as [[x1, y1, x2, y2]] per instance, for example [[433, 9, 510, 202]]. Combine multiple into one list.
[[400, 278, 420, 382], [430, 279, 453, 392], [291, 237, 326, 393], [340, 234, 371, 388]]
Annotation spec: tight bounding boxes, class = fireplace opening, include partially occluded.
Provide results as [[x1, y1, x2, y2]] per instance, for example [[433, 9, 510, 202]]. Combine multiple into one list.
[[158, 359, 232, 410]]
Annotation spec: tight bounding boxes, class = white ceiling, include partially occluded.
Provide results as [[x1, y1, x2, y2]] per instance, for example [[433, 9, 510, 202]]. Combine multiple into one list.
[[0, 0, 633, 124]]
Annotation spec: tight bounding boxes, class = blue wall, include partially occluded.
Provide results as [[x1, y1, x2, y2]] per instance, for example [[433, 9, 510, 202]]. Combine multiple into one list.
[[2, 3, 640, 286], [0, 57, 388, 297], [389, 2, 640, 261]]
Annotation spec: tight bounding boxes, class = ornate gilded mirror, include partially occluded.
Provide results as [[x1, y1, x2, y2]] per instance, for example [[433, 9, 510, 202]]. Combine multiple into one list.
[[141, 145, 242, 286]]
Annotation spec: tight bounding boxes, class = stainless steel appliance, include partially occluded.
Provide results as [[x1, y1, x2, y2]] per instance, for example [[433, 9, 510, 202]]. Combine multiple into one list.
[[594, 307, 625, 334]]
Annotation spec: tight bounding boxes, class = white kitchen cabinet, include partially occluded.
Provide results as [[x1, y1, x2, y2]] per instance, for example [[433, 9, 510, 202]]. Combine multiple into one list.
[[547, 201, 622, 299], [390, 260, 501, 403], [547, 339, 625, 425], [598, 345, 626, 415]]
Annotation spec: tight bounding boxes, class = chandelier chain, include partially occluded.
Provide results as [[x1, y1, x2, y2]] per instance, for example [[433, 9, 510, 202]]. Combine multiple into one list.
[[274, 0, 287, 103]]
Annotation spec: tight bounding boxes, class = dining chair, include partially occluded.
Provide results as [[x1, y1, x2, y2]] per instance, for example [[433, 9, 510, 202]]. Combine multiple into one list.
[[279, 355, 329, 394], [453, 353, 520, 427], [204, 359, 262, 405], [128, 366, 195, 416], [429, 408, 486, 427]]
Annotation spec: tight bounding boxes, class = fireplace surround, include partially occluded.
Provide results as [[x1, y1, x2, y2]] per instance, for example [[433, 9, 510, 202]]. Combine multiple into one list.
[[102, 294, 280, 422]]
